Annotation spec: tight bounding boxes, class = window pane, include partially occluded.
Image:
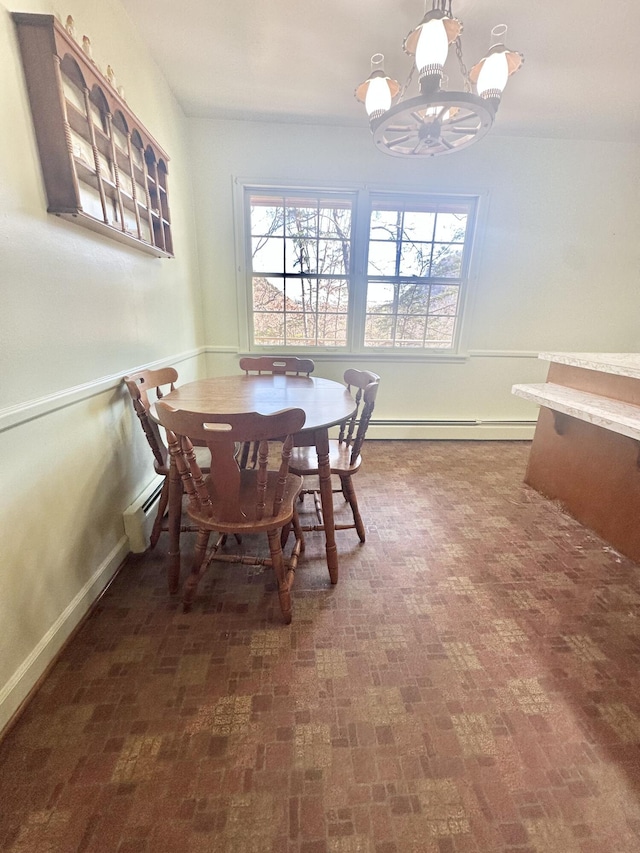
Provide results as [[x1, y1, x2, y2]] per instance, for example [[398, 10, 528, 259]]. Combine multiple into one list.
[[430, 284, 459, 316], [368, 241, 397, 276], [366, 281, 396, 313], [250, 202, 284, 237], [253, 277, 284, 312], [319, 206, 352, 239], [399, 242, 431, 277], [434, 212, 467, 242], [285, 237, 317, 274], [254, 312, 285, 346], [317, 239, 349, 275], [395, 313, 426, 347], [430, 243, 463, 277], [425, 316, 456, 347], [317, 313, 348, 346], [398, 282, 429, 315], [286, 312, 316, 343], [364, 314, 395, 347], [283, 279, 305, 308], [252, 236, 282, 273], [317, 278, 349, 311], [402, 211, 435, 241], [286, 203, 317, 238], [369, 209, 399, 241]]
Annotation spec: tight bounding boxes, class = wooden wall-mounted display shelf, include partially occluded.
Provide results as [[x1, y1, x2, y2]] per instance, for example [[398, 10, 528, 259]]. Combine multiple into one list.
[[13, 12, 174, 258]]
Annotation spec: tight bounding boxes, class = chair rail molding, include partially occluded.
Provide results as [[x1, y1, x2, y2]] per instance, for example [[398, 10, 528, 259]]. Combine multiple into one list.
[[0, 347, 204, 433]]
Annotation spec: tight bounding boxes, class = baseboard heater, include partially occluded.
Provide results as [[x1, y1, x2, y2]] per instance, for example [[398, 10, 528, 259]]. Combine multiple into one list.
[[367, 418, 537, 439], [123, 476, 164, 553], [370, 419, 537, 426]]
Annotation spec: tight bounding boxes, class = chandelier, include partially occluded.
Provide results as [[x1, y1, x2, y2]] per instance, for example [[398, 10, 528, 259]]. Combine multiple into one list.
[[355, 0, 524, 157]]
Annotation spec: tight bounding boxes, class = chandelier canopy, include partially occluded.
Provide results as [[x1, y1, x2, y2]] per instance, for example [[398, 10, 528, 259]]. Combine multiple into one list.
[[355, 0, 524, 158]]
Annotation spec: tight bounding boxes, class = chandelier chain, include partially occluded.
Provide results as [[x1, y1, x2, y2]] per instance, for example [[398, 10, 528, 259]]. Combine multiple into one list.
[[399, 62, 417, 101], [454, 36, 471, 92]]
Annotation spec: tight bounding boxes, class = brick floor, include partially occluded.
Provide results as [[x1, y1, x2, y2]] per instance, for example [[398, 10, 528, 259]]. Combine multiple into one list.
[[2, 440, 640, 852]]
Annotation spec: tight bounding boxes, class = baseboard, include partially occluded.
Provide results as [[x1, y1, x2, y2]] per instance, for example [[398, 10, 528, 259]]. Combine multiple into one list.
[[0, 536, 130, 737], [368, 420, 536, 440], [123, 475, 165, 553]]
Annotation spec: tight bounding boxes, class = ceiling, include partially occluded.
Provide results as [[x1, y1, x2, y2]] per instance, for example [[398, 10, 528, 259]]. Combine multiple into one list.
[[120, 0, 640, 143]]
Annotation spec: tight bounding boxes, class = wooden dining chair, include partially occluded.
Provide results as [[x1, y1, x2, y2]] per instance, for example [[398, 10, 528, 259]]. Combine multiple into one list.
[[289, 369, 380, 543], [156, 402, 307, 623], [239, 356, 315, 376], [238, 356, 315, 468], [123, 368, 209, 551]]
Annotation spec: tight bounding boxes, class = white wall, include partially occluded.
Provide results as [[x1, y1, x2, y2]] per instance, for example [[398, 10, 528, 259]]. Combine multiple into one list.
[[189, 118, 640, 435], [0, 0, 203, 732]]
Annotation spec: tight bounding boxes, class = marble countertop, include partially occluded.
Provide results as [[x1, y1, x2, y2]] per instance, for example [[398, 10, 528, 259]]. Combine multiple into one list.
[[538, 352, 640, 380], [512, 382, 640, 441]]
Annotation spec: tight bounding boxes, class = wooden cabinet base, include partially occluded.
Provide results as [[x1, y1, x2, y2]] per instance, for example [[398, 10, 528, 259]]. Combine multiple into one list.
[[525, 406, 640, 563]]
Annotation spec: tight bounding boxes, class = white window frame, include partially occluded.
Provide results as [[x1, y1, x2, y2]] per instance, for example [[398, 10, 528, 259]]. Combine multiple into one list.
[[233, 178, 485, 360]]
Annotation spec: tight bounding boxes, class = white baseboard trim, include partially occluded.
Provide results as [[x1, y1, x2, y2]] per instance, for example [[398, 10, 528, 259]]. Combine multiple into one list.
[[123, 475, 165, 553], [0, 536, 130, 736], [368, 421, 536, 440]]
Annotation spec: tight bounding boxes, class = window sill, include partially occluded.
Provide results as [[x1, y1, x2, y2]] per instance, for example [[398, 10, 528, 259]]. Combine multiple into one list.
[[240, 349, 470, 364]]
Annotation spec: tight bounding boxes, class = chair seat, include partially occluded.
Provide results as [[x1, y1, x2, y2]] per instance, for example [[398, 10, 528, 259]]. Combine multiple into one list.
[[290, 441, 362, 476], [185, 470, 303, 533]]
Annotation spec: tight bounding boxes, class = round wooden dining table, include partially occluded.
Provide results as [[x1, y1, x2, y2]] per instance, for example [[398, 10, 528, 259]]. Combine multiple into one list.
[[154, 373, 357, 593]]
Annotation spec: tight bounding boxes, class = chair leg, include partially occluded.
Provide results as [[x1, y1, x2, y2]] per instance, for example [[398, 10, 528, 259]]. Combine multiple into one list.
[[267, 528, 292, 625], [341, 475, 366, 543], [149, 478, 169, 549], [292, 508, 305, 554], [280, 521, 292, 549], [183, 528, 212, 612]]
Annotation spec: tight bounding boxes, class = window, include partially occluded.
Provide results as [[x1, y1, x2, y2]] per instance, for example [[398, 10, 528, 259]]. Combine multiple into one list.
[[240, 185, 478, 354], [249, 193, 352, 347]]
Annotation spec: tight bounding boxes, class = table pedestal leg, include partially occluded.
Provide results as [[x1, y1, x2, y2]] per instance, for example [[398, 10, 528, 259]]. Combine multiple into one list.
[[315, 428, 338, 584], [166, 456, 182, 594]]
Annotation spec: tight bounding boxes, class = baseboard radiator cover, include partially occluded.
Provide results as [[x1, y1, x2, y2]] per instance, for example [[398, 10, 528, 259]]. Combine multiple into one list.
[[367, 419, 537, 440], [123, 475, 164, 553]]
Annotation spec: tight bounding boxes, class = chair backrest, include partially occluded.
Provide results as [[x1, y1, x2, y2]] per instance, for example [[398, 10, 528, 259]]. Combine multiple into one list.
[[123, 368, 178, 469], [340, 369, 380, 465], [156, 403, 306, 524], [239, 356, 315, 376]]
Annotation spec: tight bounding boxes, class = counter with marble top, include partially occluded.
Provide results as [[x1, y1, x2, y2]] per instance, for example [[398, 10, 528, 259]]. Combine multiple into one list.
[[512, 352, 640, 564], [538, 352, 640, 380]]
